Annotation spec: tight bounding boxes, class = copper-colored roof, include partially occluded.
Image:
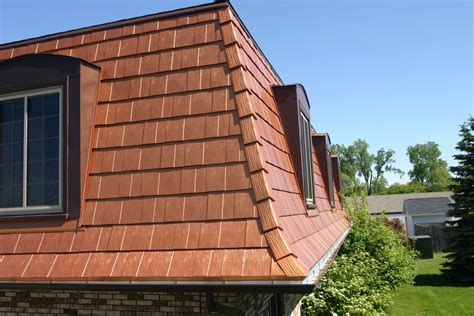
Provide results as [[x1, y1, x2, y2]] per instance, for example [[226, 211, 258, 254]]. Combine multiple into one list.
[[0, 1, 349, 283]]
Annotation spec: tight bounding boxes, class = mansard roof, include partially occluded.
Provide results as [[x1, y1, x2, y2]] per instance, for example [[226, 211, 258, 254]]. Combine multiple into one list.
[[0, 1, 349, 285]]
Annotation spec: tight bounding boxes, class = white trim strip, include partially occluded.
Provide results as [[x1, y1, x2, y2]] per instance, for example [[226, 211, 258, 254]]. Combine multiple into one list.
[[0, 279, 308, 286], [303, 225, 351, 285]]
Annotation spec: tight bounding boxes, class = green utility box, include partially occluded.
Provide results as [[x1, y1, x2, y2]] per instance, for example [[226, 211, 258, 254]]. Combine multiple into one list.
[[410, 235, 434, 259]]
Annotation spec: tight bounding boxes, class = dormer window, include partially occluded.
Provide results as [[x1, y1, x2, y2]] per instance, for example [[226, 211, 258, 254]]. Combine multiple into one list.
[[325, 141, 335, 207], [331, 155, 342, 205], [0, 88, 62, 214], [313, 133, 335, 208], [273, 84, 315, 211], [0, 54, 100, 218], [299, 110, 314, 205]]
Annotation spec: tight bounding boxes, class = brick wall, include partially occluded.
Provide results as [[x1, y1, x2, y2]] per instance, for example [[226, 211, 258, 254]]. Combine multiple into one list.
[[0, 289, 301, 315]]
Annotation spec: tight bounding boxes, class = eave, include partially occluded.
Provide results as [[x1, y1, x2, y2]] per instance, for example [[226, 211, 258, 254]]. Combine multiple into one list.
[[0, 280, 314, 294]]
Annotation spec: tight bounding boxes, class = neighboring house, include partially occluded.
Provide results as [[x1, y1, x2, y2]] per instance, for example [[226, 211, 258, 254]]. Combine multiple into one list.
[[0, 1, 349, 315], [368, 192, 453, 237]]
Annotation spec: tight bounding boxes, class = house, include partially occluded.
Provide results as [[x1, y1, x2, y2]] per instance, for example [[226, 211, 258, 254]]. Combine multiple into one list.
[[368, 192, 453, 249], [0, 1, 349, 315]]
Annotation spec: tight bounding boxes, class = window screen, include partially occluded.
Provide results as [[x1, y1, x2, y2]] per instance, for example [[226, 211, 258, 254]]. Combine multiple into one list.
[[0, 89, 61, 212]]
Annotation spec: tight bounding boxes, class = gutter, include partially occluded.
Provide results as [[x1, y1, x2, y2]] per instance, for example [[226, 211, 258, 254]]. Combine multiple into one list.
[[303, 225, 351, 285], [0, 280, 314, 294]]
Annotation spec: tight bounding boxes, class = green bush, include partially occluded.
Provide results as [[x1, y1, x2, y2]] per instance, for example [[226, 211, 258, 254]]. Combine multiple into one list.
[[341, 201, 417, 289], [302, 198, 417, 315], [302, 252, 391, 315]]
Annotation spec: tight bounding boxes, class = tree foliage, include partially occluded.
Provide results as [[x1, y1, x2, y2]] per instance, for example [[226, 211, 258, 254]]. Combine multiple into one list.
[[380, 181, 448, 195], [302, 199, 417, 315], [331, 144, 364, 195], [373, 148, 402, 193], [334, 139, 451, 196], [407, 142, 450, 189], [302, 252, 390, 315], [444, 117, 474, 281], [332, 140, 402, 195]]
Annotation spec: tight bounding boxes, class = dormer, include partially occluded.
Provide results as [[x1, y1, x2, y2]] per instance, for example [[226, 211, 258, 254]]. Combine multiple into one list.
[[0, 54, 100, 218], [331, 154, 342, 197], [272, 84, 315, 211], [312, 133, 335, 207]]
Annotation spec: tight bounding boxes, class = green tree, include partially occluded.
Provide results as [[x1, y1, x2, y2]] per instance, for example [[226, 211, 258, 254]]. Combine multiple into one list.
[[407, 142, 450, 188], [431, 160, 451, 190], [382, 182, 429, 194], [372, 176, 388, 195], [331, 144, 358, 180], [445, 117, 474, 281], [331, 144, 364, 195], [352, 139, 374, 194], [373, 148, 403, 194], [332, 140, 402, 195]]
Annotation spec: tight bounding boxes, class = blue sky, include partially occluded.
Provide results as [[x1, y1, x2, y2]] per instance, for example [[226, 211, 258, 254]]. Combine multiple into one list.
[[0, 0, 472, 184]]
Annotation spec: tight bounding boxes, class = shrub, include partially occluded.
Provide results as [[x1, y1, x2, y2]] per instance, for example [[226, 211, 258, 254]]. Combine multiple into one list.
[[302, 198, 417, 315], [342, 202, 417, 289], [384, 217, 410, 248], [302, 252, 391, 315]]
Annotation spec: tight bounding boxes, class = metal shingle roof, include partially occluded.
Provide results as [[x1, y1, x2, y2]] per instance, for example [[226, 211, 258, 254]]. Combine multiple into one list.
[[0, 2, 349, 283]]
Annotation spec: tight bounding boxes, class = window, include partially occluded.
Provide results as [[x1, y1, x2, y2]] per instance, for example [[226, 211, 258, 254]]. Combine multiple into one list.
[[0, 54, 101, 219], [0, 87, 62, 214], [313, 133, 335, 208], [331, 155, 342, 197], [299, 111, 314, 205]]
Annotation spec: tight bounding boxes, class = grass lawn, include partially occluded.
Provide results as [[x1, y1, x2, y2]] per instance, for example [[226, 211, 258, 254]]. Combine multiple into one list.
[[389, 253, 474, 316]]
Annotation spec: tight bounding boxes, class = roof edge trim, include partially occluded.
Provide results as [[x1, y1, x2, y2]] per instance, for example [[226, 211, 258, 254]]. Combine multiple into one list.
[[0, 280, 315, 294], [0, 1, 229, 50], [218, 22, 305, 278], [225, 3, 283, 84], [303, 225, 351, 285]]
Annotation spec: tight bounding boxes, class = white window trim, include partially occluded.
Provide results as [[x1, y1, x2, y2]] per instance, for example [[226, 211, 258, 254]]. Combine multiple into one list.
[[0, 86, 63, 216]]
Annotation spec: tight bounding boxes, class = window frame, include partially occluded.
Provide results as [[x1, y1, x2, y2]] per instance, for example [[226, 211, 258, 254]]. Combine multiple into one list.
[[0, 86, 63, 216], [326, 145, 335, 207], [299, 110, 315, 206]]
